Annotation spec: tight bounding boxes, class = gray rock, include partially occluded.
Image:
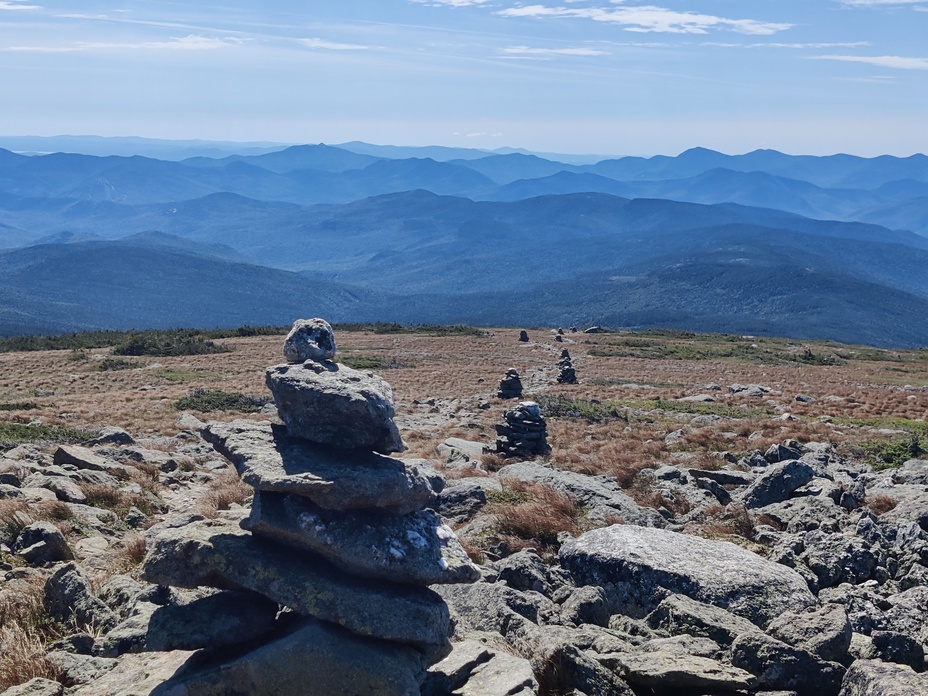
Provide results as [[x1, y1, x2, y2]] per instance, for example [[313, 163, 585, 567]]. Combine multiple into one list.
[[437, 437, 486, 466], [598, 651, 756, 692], [65, 651, 193, 696], [282, 317, 337, 363], [141, 515, 451, 655], [561, 586, 611, 627], [869, 630, 925, 671], [437, 582, 553, 650], [14, 521, 74, 564], [45, 650, 117, 685], [640, 635, 723, 658], [799, 532, 879, 589], [741, 460, 817, 508], [89, 427, 136, 446], [202, 419, 438, 514], [492, 549, 552, 596], [154, 618, 424, 696], [688, 468, 755, 486], [438, 481, 489, 524], [44, 562, 119, 632], [53, 445, 130, 478], [559, 525, 815, 626], [838, 659, 928, 695], [242, 490, 480, 585], [22, 474, 86, 504], [765, 444, 803, 464], [146, 590, 279, 651], [423, 640, 537, 696], [645, 594, 761, 647], [766, 605, 852, 664], [94, 601, 158, 657], [730, 632, 845, 696], [266, 360, 404, 453], [0, 678, 63, 696], [498, 462, 664, 527]]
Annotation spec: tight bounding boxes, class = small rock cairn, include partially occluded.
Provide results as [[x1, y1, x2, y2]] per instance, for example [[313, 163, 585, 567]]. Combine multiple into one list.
[[497, 368, 523, 399], [494, 401, 550, 459], [518, 329, 529, 342], [556, 348, 577, 384], [141, 318, 479, 693]]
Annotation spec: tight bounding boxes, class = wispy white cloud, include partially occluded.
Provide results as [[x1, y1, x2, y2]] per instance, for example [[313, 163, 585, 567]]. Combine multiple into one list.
[[502, 45, 610, 56], [299, 38, 369, 51], [0, 0, 39, 9], [838, 0, 927, 5], [411, 0, 490, 6], [497, 4, 791, 35], [1, 34, 244, 53], [705, 41, 871, 49], [810, 54, 928, 69]]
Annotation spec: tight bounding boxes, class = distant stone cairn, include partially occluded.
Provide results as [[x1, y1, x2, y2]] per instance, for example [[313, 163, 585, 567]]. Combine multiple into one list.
[[142, 318, 480, 693], [518, 329, 529, 342], [557, 348, 578, 384], [494, 401, 550, 458], [497, 368, 524, 399]]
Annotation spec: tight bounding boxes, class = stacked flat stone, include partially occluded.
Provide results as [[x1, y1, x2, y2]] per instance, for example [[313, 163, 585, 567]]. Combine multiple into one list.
[[494, 401, 550, 459], [556, 348, 577, 384], [497, 368, 523, 399], [141, 318, 480, 695]]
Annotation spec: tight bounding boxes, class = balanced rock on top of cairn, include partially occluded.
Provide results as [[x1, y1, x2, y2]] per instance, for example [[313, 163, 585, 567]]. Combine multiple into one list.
[[494, 401, 550, 459], [497, 368, 523, 399], [556, 348, 577, 384], [141, 318, 480, 695]]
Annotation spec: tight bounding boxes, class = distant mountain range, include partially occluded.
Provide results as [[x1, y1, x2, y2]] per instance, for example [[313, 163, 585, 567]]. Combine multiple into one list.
[[1, 140, 927, 346]]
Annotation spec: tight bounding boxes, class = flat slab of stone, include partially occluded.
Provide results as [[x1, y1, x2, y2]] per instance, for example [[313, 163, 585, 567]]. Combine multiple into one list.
[[266, 360, 404, 453], [141, 515, 451, 655], [599, 651, 756, 691], [838, 659, 928, 696], [202, 419, 439, 515], [243, 491, 480, 586], [559, 525, 815, 626], [152, 619, 425, 696], [53, 445, 131, 478], [424, 640, 537, 696]]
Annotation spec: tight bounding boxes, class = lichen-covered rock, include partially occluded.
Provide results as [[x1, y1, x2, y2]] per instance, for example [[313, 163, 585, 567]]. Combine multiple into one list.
[[766, 605, 852, 664], [243, 490, 480, 585], [598, 651, 756, 692], [740, 460, 817, 508], [266, 360, 404, 453], [559, 525, 815, 626], [423, 640, 537, 696], [144, 590, 281, 652], [645, 594, 761, 647], [141, 515, 451, 655], [157, 619, 425, 696], [44, 562, 119, 632], [202, 419, 438, 514], [838, 659, 928, 695], [282, 317, 337, 364], [14, 521, 75, 564], [730, 632, 845, 696]]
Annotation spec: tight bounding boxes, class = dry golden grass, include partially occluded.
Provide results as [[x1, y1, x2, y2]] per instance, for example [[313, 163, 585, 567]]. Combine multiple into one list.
[[194, 468, 252, 518], [0, 576, 63, 691]]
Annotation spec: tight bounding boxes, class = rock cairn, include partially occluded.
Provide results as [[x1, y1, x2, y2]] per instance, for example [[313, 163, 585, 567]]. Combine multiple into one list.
[[497, 368, 523, 399], [556, 348, 577, 384], [141, 318, 480, 694], [494, 401, 550, 459], [518, 329, 529, 342]]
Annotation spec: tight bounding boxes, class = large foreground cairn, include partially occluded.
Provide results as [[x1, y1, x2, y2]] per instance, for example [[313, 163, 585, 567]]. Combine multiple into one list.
[[494, 401, 550, 459], [141, 318, 480, 694]]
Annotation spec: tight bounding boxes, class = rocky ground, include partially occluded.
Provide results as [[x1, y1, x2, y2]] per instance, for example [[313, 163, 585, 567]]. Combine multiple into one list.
[[0, 326, 927, 695]]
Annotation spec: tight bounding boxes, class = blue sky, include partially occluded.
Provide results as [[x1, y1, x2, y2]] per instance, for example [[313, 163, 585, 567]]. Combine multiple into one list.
[[1, 0, 926, 156]]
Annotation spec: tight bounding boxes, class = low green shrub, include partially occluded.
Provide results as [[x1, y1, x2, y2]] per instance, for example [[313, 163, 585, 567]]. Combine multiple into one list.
[[174, 388, 270, 413]]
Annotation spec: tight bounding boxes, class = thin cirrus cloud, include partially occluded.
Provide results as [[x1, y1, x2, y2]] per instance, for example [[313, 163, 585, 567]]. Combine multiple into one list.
[[838, 0, 927, 5], [410, 0, 491, 6], [502, 45, 610, 56], [299, 38, 369, 51], [496, 4, 792, 35], [0, 0, 40, 9], [1, 34, 243, 52], [810, 54, 928, 69]]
